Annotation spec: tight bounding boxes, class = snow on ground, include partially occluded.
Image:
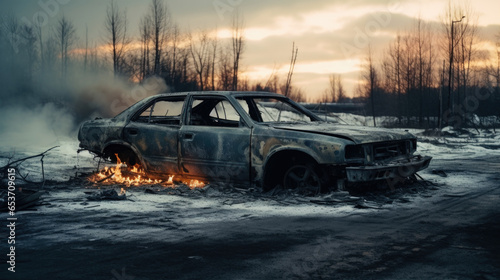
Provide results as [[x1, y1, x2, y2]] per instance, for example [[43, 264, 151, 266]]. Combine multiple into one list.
[[0, 140, 98, 182], [2, 117, 500, 246], [2, 113, 500, 280]]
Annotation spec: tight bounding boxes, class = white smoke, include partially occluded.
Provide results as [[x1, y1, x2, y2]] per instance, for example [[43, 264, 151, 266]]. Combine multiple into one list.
[[0, 72, 169, 150]]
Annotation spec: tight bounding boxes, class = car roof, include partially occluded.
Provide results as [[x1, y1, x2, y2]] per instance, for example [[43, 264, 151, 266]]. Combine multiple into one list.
[[153, 91, 285, 99]]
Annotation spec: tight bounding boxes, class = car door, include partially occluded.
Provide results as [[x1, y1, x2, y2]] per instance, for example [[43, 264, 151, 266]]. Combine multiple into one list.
[[179, 95, 251, 183], [123, 96, 186, 175]]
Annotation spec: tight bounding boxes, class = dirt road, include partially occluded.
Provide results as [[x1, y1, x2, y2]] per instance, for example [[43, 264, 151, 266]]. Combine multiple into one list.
[[1, 144, 500, 280]]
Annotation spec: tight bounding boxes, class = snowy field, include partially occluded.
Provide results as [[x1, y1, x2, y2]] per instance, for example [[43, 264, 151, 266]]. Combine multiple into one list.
[[1, 121, 499, 279]]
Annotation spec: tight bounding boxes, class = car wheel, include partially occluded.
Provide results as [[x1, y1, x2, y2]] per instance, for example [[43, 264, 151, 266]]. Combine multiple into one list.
[[115, 150, 139, 168], [283, 163, 322, 195]]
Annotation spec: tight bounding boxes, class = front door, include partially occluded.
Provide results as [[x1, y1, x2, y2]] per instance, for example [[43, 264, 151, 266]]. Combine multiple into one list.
[[179, 95, 251, 183], [124, 96, 185, 175]]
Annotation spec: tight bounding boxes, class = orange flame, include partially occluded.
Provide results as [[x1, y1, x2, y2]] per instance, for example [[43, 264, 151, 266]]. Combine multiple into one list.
[[187, 180, 205, 188], [91, 154, 205, 188]]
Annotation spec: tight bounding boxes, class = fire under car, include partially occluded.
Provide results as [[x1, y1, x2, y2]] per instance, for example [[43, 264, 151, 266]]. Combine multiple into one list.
[[78, 91, 432, 192]]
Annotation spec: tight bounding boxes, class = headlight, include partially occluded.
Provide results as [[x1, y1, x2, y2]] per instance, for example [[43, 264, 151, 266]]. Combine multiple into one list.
[[345, 145, 364, 161]]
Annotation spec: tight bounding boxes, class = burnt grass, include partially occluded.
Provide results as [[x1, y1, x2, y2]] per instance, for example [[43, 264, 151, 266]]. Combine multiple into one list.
[[3, 161, 500, 280], [1, 147, 443, 210], [14, 170, 443, 211]]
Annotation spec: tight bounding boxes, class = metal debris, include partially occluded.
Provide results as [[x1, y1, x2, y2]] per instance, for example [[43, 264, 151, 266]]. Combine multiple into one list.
[[86, 189, 127, 201], [432, 169, 448, 177]]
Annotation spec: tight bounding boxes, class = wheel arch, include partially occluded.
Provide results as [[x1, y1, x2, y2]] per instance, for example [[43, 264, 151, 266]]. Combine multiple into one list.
[[101, 141, 145, 168], [262, 148, 321, 190]]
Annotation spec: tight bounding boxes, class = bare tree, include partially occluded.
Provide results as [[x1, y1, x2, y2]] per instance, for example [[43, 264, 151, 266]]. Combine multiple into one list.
[[178, 47, 192, 90], [87, 42, 103, 73], [0, 17, 22, 66], [217, 44, 233, 91], [267, 74, 280, 94], [139, 15, 152, 80], [105, 0, 130, 77], [402, 33, 417, 125], [43, 35, 58, 74], [382, 34, 403, 123], [491, 31, 500, 90], [326, 74, 345, 103], [413, 17, 435, 125], [189, 30, 211, 90], [169, 24, 180, 87], [1, 16, 20, 54], [382, 16, 436, 127], [457, 12, 479, 105], [54, 16, 77, 78], [149, 0, 171, 76], [136, 0, 172, 79], [415, 18, 426, 125], [19, 24, 38, 82], [326, 74, 337, 102], [264, 64, 280, 92], [231, 11, 245, 91], [497, 31, 500, 87], [0, 16, 39, 93], [210, 31, 218, 91], [288, 86, 306, 102], [483, 30, 500, 114], [33, 19, 45, 73], [283, 42, 298, 97], [336, 75, 346, 102], [362, 45, 378, 127], [441, 1, 479, 123]]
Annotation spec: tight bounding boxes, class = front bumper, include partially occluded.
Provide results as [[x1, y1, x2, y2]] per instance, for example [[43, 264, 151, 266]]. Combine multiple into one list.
[[345, 155, 432, 182]]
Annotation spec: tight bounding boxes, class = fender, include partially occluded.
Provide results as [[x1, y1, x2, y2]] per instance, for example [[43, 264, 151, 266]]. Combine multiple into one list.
[[263, 145, 322, 168]]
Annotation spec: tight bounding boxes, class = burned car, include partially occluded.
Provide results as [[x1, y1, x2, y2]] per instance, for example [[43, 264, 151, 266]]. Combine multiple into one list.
[[78, 91, 431, 191]]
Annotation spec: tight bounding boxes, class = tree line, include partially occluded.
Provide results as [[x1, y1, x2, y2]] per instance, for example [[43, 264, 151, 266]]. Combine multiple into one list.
[[1, 0, 499, 128], [357, 3, 500, 128], [0, 0, 308, 105]]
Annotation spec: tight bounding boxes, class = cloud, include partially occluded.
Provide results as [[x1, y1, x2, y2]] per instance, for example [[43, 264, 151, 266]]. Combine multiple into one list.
[[481, 24, 500, 42], [242, 11, 417, 68]]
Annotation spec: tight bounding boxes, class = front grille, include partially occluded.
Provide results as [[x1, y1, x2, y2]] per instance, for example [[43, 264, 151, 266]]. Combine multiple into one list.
[[372, 141, 409, 161]]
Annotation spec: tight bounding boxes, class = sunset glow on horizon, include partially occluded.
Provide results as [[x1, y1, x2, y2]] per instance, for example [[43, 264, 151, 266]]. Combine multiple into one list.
[[2, 0, 499, 100]]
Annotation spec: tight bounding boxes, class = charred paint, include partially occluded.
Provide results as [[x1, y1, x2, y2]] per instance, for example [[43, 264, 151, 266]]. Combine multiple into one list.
[[78, 91, 432, 189]]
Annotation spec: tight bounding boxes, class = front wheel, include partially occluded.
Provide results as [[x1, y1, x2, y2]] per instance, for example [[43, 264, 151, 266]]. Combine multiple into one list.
[[283, 163, 322, 195]]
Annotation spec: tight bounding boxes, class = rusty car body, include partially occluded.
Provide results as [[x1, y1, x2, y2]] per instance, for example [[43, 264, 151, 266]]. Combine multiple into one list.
[[78, 91, 431, 191]]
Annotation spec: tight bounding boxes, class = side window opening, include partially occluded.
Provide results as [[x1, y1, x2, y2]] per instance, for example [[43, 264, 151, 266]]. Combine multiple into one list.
[[189, 97, 242, 127], [209, 100, 240, 122], [134, 98, 184, 125], [236, 97, 314, 123]]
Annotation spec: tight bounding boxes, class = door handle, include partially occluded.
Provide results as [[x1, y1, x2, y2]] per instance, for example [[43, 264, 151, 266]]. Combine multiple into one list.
[[183, 133, 194, 140], [127, 128, 139, 136]]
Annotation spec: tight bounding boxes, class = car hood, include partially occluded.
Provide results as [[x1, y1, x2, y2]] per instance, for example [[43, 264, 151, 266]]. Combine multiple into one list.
[[272, 122, 415, 144]]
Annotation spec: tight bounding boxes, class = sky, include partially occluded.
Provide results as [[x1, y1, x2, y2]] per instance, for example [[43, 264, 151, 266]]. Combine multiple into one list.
[[1, 0, 500, 100]]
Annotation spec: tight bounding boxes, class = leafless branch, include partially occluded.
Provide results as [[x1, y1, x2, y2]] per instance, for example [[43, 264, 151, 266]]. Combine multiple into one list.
[[0, 146, 59, 188]]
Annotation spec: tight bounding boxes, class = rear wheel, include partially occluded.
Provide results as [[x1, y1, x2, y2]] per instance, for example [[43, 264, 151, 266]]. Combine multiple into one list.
[[119, 151, 139, 167], [105, 148, 140, 168]]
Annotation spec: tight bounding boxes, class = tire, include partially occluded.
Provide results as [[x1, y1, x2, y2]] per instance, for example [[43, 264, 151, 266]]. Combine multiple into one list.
[[283, 162, 323, 195], [112, 150, 139, 168]]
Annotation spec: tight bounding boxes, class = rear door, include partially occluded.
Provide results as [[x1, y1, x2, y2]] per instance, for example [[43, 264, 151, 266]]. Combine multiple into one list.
[[179, 95, 251, 183]]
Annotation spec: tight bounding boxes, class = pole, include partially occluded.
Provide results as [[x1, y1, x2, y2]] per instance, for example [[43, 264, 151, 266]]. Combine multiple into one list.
[[448, 21, 454, 117], [439, 60, 444, 130], [447, 16, 465, 124]]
